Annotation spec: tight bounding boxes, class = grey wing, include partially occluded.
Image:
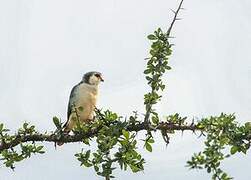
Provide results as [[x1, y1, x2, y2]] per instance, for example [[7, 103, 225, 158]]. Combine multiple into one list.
[[63, 83, 81, 127]]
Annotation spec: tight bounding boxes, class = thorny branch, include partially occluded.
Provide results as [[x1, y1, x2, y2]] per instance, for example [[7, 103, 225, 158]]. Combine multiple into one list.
[[167, 0, 184, 36], [143, 0, 184, 125], [0, 120, 200, 152]]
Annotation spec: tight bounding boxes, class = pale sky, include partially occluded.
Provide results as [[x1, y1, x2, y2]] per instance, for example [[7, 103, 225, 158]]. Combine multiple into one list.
[[0, 0, 251, 179]]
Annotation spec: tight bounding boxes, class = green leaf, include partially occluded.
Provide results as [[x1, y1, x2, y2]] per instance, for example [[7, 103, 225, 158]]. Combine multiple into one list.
[[130, 164, 140, 173], [151, 116, 159, 124], [166, 66, 171, 70], [38, 150, 45, 154], [85, 150, 91, 159], [83, 161, 92, 167], [147, 34, 157, 40], [144, 69, 151, 74], [0, 123, 3, 131], [23, 122, 28, 129], [245, 122, 251, 129], [94, 165, 99, 172], [83, 138, 90, 145], [230, 146, 238, 155], [240, 146, 247, 154], [145, 143, 152, 152], [147, 139, 154, 144], [122, 130, 130, 140], [36, 146, 44, 152], [53, 117, 61, 129]]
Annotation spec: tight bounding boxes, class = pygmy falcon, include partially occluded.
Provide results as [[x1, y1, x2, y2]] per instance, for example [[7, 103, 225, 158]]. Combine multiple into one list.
[[58, 71, 104, 145]]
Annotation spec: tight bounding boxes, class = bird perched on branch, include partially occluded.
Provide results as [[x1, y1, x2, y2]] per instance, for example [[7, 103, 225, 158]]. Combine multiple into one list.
[[57, 71, 104, 145]]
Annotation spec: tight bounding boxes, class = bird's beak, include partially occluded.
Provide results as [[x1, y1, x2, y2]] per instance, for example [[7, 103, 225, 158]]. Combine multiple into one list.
[[100, 76, 104, 82]]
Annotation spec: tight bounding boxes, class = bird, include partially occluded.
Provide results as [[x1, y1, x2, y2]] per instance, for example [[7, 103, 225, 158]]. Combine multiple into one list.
[[57, 71, 104, 145]]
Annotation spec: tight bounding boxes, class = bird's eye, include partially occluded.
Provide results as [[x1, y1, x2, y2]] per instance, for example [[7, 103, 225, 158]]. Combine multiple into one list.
[[95, 74, 100, 78]]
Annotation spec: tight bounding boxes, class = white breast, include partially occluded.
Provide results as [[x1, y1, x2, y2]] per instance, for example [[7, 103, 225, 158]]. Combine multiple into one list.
[[75, 83, 98, 121]]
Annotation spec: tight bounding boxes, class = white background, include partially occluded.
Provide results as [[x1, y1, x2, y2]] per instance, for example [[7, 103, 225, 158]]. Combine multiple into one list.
[[0, 0, 251, 179]]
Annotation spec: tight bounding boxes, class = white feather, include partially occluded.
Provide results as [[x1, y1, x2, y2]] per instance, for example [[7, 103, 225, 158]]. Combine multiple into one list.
[[65, 83, 99, 131]]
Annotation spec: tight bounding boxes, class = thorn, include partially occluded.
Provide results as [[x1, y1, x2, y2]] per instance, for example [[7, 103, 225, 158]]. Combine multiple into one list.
[[11, 165, 15, 171], [191, 119, 194, 126], [192, 129, 197, 135], [198, 132, 203, 138], [175, 18, 182, 21], [198, 132, 205, 138], [171, 9, 176, 14]]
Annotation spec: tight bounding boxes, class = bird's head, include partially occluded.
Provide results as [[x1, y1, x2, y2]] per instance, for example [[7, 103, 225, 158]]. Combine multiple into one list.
[[82, 71, 104, 85]]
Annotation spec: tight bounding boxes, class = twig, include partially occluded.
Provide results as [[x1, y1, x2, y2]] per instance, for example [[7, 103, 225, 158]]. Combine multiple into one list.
[[167, 0, 184, 36], [144, 0, 184, 125]]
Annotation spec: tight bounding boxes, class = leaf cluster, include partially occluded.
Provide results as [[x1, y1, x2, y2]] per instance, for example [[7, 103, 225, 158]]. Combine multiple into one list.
[[74, 110, 145, 179], [187, 113, 251, 179], [0, 123, 45, 169]]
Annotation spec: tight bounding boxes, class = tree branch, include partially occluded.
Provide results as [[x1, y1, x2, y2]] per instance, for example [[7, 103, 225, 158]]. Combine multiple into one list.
[[0, 121, 200, 152], [167, 0, 184, 36], [144, 0, 184, 125]]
